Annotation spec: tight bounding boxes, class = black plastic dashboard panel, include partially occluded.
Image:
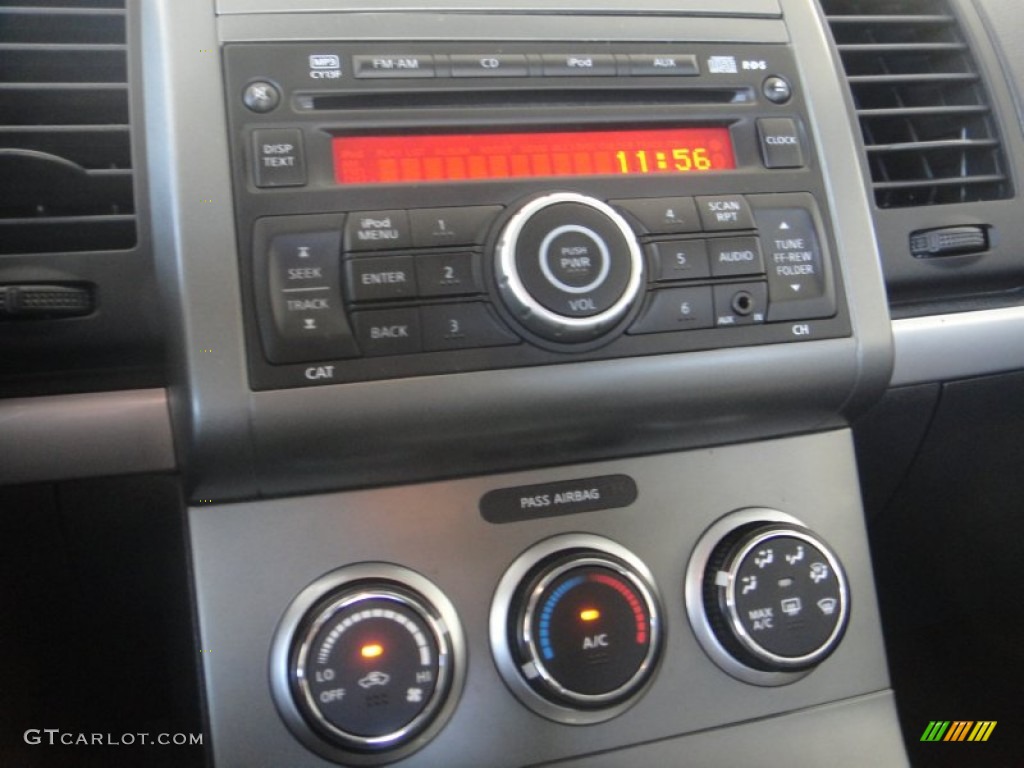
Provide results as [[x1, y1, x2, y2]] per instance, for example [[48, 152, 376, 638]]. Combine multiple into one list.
[[225, 42, 851, 391]]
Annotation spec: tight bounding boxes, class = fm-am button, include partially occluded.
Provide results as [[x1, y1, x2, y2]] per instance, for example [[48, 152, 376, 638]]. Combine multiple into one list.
[[352, 308, 422, 356]]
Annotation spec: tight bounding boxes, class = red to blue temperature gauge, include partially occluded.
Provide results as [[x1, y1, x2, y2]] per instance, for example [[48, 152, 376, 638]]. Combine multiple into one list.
[[515, 555, 661, 707]]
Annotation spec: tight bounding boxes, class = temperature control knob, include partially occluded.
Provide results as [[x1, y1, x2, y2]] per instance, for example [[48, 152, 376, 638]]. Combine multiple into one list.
[[491, 535, 661, 723], [692, 513, 850, 681], [495, 193, 645, 342], [271, 566, 464, 765]]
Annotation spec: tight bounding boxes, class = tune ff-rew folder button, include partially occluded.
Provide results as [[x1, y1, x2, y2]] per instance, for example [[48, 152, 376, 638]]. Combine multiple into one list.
[[490, 534, 662, 724], [495, 193, 645, 342]]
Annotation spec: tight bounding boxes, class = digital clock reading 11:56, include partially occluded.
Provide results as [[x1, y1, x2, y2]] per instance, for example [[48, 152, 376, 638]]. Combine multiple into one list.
[[332, 126, 736, 184], [615, 147, 715, 174]]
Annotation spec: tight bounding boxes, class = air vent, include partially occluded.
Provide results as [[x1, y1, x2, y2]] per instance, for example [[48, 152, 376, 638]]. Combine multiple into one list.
[[821, 0, 1011, 208], [0, 0, 136, 255]]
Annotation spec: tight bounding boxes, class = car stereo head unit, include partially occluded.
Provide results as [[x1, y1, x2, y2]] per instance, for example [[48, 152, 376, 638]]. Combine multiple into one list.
[[223, 41, 850, 390]]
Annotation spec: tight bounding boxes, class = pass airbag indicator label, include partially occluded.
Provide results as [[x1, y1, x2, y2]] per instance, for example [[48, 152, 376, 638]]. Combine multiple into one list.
[[480, 475, 637, 524]]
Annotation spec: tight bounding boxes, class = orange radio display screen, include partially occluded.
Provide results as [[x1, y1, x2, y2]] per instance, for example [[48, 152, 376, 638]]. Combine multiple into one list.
[[332, 127, 736, 184]]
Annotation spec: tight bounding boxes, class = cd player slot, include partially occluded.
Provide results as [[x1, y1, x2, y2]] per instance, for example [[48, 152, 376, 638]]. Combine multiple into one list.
[[303, 87, 754, 112]]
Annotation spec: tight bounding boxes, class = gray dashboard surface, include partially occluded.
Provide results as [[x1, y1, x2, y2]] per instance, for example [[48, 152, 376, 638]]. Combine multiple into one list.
[[536, 690, 906, 767], [216, 0, 781, 16], [189, 429, 896, 768], [0, 389, 174, 485]]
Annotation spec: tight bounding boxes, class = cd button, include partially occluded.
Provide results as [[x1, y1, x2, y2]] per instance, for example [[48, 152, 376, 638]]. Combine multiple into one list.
[[345, 255, 417, 302], [542, 54, 617, 76], [610, 197, 701, 234], [352, 308, 422, 356], [450, 54, 529, 78], [345, 210, 413, 252]]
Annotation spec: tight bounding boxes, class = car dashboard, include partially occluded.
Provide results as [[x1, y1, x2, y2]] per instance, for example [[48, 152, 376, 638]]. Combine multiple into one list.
[[1, 1, 1022, 767]]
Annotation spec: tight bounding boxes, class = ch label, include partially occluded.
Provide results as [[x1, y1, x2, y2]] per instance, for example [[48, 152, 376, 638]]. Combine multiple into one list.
[[582, 634, 609, 650]]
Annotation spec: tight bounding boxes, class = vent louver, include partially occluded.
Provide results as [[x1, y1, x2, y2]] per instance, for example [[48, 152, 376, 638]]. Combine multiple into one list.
[[821, 0, 1011, 208], [0, 0, 136, 255]]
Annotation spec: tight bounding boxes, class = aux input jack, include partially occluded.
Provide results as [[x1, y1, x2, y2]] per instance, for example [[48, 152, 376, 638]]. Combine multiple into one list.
[[730, 290, 756, 317]]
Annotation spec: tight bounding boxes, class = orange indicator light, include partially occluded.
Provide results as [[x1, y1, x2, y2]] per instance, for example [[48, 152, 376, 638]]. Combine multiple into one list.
[[580, 609, 601, 623], [360, 643, 384, 659]]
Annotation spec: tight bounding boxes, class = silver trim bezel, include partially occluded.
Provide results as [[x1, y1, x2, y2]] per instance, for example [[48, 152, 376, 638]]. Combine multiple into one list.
[[489, 533, 662, 725], [269, 563, 466, 766], [495, 192, 645, 342]]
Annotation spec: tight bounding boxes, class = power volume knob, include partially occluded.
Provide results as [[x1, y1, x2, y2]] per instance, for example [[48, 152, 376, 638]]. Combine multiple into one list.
[[495, 193, 645, 342]]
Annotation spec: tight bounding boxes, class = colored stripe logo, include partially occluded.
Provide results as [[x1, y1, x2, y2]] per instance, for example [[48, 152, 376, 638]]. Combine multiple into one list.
[[921, 721, 997, 742]]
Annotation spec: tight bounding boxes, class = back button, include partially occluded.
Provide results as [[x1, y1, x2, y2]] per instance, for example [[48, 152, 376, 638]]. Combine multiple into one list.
[[352, 308, 422, 356]]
